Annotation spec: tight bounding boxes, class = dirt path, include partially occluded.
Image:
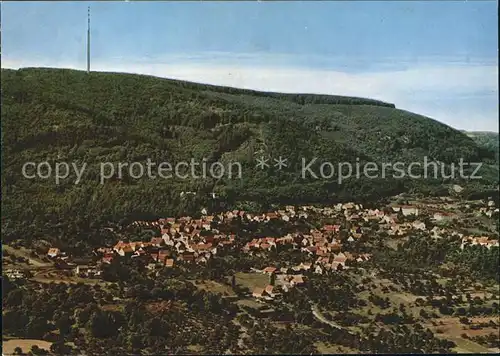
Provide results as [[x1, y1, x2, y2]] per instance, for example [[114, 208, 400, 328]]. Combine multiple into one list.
[[232, 317, 249, 352], [311, 304, 343, 330]]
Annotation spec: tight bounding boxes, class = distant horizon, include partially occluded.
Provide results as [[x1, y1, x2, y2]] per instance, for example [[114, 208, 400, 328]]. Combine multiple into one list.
[[2, 1, 498, 132], [4, 63, 499, 134]]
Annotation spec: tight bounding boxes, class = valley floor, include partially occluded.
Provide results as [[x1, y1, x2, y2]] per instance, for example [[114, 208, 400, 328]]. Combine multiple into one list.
[[2, 194, 499, 354]]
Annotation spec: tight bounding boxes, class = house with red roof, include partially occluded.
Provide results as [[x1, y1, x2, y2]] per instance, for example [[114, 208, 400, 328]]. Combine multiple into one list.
[[47, 248, 61, 258], [262, 266, 277, 275], [323, 225, 341, 233], [165, 259, 174, 268]]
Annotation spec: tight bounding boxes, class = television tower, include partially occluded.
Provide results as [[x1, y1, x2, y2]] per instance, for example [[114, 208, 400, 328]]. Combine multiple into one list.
[[87, 6, 91, 73]]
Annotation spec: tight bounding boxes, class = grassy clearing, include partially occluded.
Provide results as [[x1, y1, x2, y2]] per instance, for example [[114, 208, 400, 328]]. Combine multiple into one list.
[[234, 272, 270, 291], [30, 268, 109, 286], [2, 245, 52, 268], [430, 316, 499, 337], [2, 339, 52, 355], [101, 303, 125, 312], [428, 316, 499, 353], [186, 344, 204, 354], [191, 279, 236, 296], [440, 335, 493, 353], [314, 341, 359, 354], [236, 298, 263, 310], [32, 274, 107, 286]]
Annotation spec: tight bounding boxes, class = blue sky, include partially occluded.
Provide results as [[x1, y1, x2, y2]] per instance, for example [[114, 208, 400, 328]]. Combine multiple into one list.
[[2, 1, 498, 132]]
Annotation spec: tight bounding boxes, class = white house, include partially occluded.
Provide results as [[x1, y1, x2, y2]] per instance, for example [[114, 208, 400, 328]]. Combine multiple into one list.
[[392, 206, 419, 216]]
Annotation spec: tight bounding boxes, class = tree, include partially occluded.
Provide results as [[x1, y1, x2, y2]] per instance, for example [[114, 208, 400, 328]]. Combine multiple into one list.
[[55, 312, 72, 336], [3, 310, 29, 334], [269, 272, 276, 286], [5, 289, 24, 307], [50, 342, 71, 355], [29, 345, 48, 355], [231, 274, 236, 289], [26, 317, 49, 339], [88, 310, 120, 338], [419, 309, 429, 319], [459, 317, 470, 325]]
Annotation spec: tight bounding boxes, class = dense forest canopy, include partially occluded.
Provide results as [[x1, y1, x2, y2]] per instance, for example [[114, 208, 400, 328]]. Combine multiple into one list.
[[1, 67, 498, 247]]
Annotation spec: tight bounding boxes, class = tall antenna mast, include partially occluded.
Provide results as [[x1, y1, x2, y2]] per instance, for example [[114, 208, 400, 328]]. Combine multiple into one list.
[[87, 6, 91, 73]]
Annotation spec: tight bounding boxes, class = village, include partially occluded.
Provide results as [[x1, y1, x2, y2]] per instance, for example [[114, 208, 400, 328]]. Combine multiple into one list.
[[6, 194, 497, 303], [3, 193, 500, 355]]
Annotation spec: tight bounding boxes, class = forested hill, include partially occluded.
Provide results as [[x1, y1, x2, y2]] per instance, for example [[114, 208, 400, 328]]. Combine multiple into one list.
[[464, 131, 499, 162], [1, 67, 498, 245]]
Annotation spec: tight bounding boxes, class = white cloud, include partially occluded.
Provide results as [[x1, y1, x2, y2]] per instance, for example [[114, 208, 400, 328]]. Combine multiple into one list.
[[2, 53, 498, 132]]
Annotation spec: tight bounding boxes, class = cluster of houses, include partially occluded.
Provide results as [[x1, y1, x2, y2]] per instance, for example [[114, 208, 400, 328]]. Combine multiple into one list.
[[478, 199, 499, 218], [461, 236, 499, 250], [98, 216, 240, 269], [5, 268, 26, 280], [250, 267, 306, 300], [248, 251, 374, 301], [44, 214, 242, 277], [40, 198, 498, 281], [240, 200, 498, 302], [240, 203, 422, 267], [243, 225, 371, 262], [250, 275, 306, 300], [45, 248, 102, 278], [129, 206, 305, 227], [244, 239, 372, 302]]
